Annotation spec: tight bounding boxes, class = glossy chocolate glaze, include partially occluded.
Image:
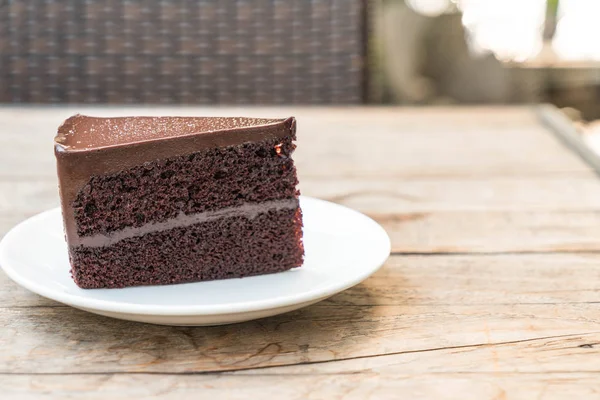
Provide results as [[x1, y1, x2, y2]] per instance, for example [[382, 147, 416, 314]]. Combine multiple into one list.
[[55, 115, 287, 151], [54, 115, 296, 245]]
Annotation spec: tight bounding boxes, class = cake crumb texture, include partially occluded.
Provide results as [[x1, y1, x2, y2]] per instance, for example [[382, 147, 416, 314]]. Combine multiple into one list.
[[69, 208, 303, 289], [73, 136, 298, 237]]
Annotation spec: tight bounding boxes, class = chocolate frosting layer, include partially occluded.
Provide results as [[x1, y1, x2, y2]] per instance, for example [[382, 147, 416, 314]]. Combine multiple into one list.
[[55, 115, 287, 151], [72, 198, 299, 248], [54, 115, 296, 245]]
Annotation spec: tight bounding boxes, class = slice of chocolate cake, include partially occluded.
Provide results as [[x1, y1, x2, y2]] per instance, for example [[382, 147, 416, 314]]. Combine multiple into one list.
[[54, 115, 303, 289]]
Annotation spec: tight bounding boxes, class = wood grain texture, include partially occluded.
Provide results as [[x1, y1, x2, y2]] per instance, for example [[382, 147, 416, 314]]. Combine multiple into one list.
[[300, 176, 600, 212], [307, 177, 600, 252], [0, 106, 592, 179], [1, 105, 599, 399], [4, 373, 600, 400], [381, 209, 600, 253], [5, 177, 600, 252], [6, 208, 600, 252], [7, 176, 600, 217], [3, 302, 600, 374], [235, 332, 600, 375], [4, 253, 600, 308]]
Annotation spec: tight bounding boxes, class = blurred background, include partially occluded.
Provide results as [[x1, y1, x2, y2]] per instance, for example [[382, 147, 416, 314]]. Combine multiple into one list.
[[1, 0, 599, 140]]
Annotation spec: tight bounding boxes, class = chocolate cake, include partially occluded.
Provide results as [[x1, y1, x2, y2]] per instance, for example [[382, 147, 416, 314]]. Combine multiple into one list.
[[54, 115, 304, 289]]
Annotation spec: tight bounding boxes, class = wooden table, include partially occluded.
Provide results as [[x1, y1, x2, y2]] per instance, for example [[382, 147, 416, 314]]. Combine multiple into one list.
[[2, 105, 600, 399]]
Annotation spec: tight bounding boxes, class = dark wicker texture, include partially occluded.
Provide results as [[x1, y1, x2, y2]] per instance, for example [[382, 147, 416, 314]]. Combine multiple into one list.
[[0, 0, 366, 104]]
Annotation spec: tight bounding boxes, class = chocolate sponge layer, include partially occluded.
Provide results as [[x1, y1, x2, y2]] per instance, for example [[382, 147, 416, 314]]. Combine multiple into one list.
[[72, 135, 298, 237], [69, 207, 303, 289]]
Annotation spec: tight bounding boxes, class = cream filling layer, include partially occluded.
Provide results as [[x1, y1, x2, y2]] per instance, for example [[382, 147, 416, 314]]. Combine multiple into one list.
[[73, 198, 299, 248]]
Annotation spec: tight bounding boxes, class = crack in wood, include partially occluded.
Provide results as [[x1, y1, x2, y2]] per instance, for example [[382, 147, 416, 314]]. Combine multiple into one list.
[[578, 343, 598, 349], [1, 332, 598, 376]]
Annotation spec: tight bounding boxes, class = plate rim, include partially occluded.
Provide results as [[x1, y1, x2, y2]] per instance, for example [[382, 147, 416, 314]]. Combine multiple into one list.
[[0, 196, 391, 316]]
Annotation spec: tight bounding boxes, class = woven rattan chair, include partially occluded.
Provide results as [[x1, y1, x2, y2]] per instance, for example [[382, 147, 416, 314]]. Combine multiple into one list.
[[1, 0, 367, 104]]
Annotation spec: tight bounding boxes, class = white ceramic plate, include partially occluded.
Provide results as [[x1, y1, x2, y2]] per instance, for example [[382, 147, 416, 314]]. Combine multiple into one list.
[[0, 196, 390, 326]]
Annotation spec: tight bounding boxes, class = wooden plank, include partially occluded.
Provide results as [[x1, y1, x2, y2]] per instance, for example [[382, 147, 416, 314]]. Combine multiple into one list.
[[379, 209, 600, 253], [310, 177, 600, 253], [1, 105, 598, 397], [4, 175, 600, 219], [0, 107, 592, 179], [234, 332, 600, 375], [0, 271, 58, 307], [2, 302, 600, 374], [6, 208, 595, 253], [331, 253, 600, 306], [3, 253, 600, 309], [301, 176, 600, 212], [4, 176, 600, 217], [4, 177, 600, 252], [293, 110, 592, 177], [0, 180, 59, 215], [3, 372, 600, 400], [0, 105, 556, 135], [8, 208, 600, 254]]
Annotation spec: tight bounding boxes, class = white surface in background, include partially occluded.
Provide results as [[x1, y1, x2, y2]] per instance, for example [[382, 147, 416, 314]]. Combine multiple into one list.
[[407, 0, 600, 62], [553, 1, 600, 61], [459, 0, 546, 62]]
